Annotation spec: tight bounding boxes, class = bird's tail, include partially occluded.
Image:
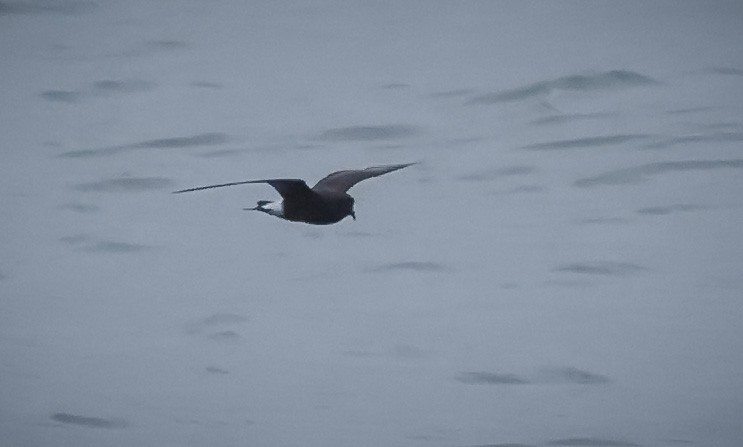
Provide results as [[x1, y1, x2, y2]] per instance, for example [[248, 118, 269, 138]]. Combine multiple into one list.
[[243, 200, 271, 212]]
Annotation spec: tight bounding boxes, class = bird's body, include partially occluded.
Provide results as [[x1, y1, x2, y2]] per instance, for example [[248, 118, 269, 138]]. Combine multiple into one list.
[[174, 163, 415, 225], [249, 191, 353, 225]]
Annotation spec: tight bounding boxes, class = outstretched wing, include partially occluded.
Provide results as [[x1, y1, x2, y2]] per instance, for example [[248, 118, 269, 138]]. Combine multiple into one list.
[[173, 179, 312, 199], [312, 163, 416, 193]]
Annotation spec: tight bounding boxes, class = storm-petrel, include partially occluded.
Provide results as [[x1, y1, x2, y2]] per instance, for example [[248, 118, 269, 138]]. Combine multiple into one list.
[[173, 163, 415, 225]]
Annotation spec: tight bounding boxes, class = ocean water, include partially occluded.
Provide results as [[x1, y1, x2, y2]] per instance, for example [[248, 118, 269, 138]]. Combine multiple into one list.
[[2, 1, 743, 446]]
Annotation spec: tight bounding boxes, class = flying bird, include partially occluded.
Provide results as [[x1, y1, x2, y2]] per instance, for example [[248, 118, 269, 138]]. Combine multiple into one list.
[[173, 163, 416, 225]]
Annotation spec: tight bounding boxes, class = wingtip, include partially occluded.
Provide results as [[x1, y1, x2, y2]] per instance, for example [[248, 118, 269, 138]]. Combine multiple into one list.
[[391, 161, 419, 171], [373, 161, 419, 170]]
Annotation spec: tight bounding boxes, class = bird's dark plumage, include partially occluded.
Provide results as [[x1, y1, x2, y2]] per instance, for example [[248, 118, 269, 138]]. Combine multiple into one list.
[[173, 163, 415, 225]]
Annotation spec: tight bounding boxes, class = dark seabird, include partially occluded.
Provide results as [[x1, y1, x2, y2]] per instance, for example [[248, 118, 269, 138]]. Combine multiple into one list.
[[173, 163, 415, 225]]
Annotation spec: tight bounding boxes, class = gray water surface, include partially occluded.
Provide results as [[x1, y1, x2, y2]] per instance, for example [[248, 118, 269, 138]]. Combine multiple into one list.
[[2, 1, 743, 446]]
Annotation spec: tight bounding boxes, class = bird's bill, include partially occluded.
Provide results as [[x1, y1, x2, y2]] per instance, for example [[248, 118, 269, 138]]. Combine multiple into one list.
[[350, 211, 356, 220]]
